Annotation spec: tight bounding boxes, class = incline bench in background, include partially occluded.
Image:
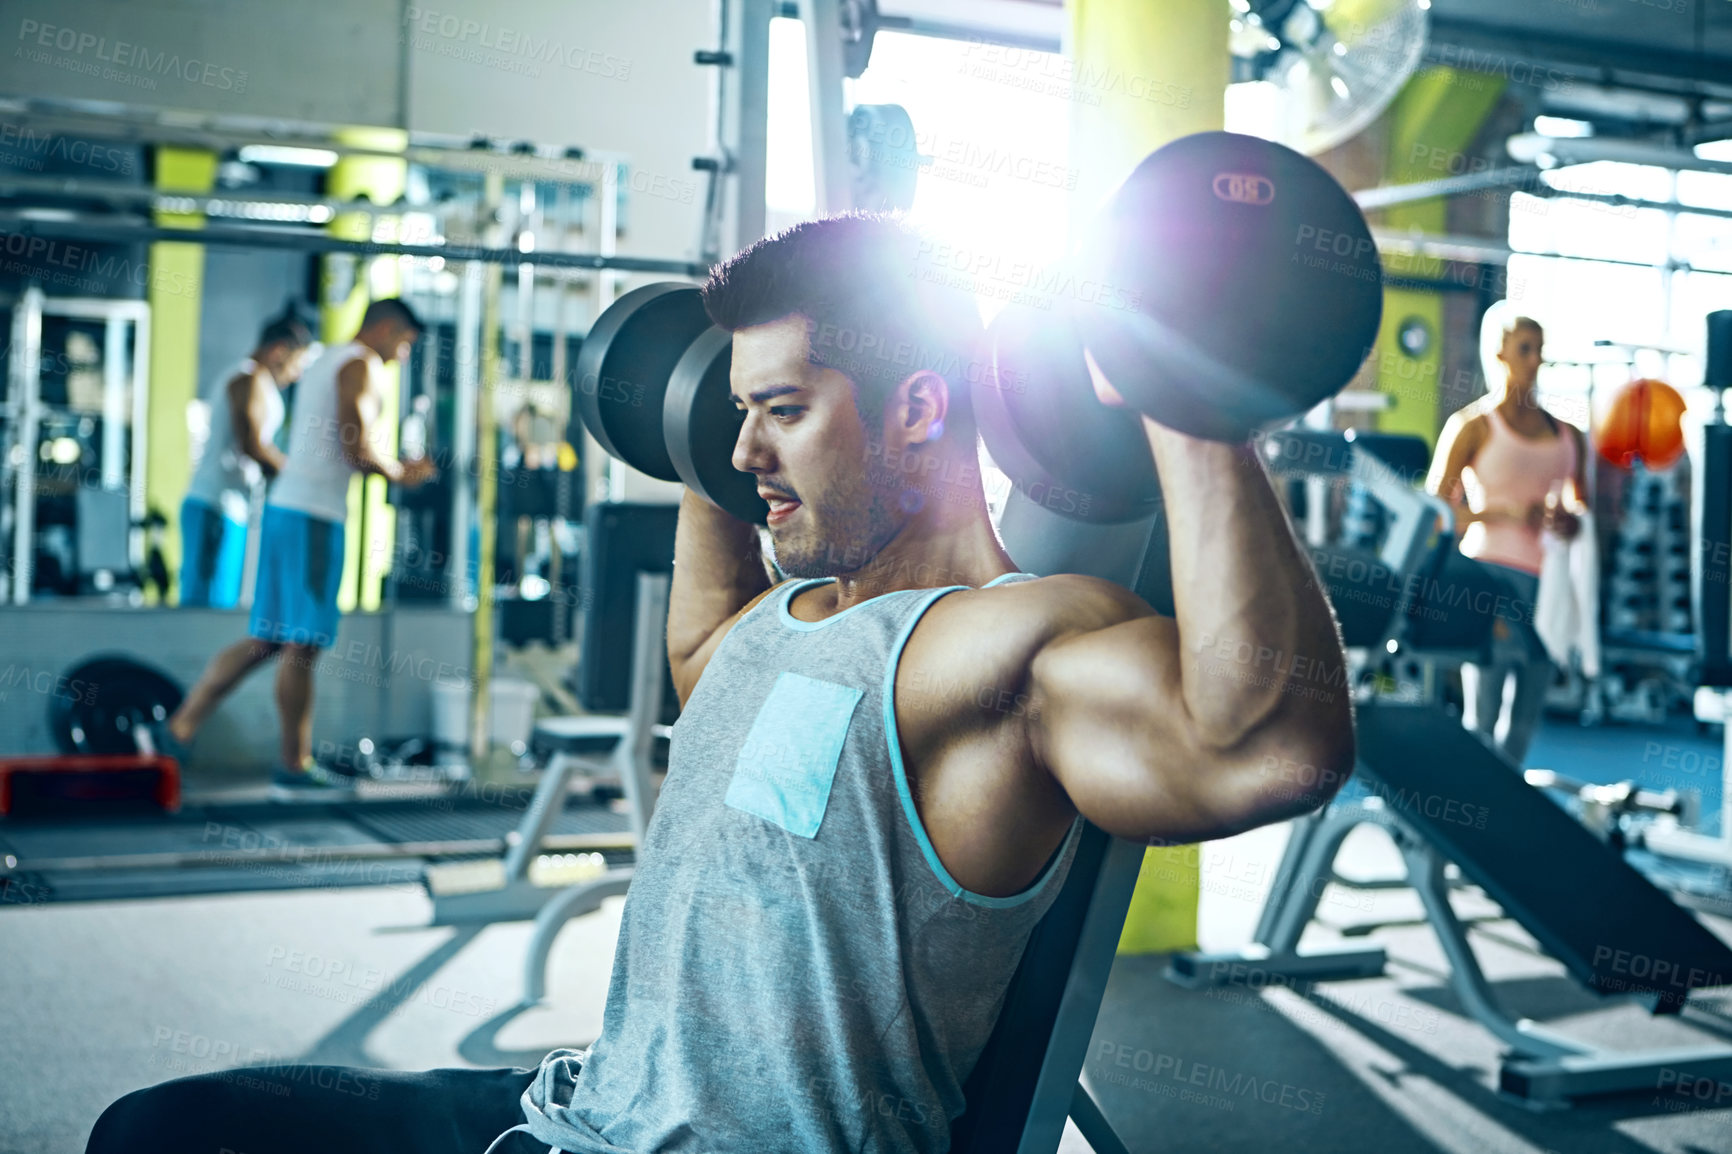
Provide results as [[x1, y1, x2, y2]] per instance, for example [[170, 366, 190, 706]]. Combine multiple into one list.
[[1171, 700, 1732, 1107]]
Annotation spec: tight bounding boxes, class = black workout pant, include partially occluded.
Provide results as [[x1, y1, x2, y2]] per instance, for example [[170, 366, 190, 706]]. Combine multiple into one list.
[[85, 1064, 546, 1154]]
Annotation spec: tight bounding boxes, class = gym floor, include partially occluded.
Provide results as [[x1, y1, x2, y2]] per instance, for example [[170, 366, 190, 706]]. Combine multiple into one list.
[[4, 713, 1730, 1154]]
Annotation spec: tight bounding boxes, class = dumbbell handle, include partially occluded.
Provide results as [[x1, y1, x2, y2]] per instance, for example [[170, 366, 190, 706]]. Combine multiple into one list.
[[1525, 768, 1684, 816]]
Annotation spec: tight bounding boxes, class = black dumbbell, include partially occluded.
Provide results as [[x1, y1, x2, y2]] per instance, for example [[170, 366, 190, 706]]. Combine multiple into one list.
[[569, 283, 768, 524], [979, 131, 1382, 522], [572, 132, 1382, 533]]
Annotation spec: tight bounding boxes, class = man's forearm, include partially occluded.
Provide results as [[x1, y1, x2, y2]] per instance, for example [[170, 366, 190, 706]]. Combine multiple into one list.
[[1146, 423, 1345, 750], [343, 444, 404, 482], [246, 441, 286, 479], [667, 491, 773, 668]]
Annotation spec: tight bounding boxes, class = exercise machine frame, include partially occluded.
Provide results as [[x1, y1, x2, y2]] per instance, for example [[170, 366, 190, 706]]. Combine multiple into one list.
[[1169, 792, 1732, 1108], [427, 571, 666, 975]]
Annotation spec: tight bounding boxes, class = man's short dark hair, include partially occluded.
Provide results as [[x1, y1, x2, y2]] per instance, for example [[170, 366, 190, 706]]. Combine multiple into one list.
[[701, 214, 982, 429], [361, 297, 424, 336], [257, 306, 313, 351]]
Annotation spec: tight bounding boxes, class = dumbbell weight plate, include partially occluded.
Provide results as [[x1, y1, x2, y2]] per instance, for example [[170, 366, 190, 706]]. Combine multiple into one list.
[[1074, 132, 1383, 442], [571, 282, 714, 482], [47, 654, 186, 756], [664, 325, 769, 524], [976, 302, 1162, 524]]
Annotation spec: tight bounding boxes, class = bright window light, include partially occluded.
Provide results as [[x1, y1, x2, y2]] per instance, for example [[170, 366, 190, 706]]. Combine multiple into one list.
[[1679, 139, 1732, 212], [1225, 81, 1284, 142], [1498, 254, 1667, 422], [765, 17, 816, 217], [1507, 142, 1732, 407], [1672, 213, 1732, 274], [236, 145, 338, 168], [846, 31, 1072, 311], [1509, 191, 1671, 265], [1533, 116, 1594, 138], [764, 25, 1074, 321], [763, 26, 1079, 512], [1511, 161, 1673, 265]]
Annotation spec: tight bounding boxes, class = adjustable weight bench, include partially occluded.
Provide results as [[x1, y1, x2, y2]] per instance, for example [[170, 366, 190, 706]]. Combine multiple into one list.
[[517, 570, 666, 1004], [429, 503, 677, 940], [952, 824, 1145, 1154], [1171, 700, 1732, 1107], [1168, 430, 1732, 1106], [430, 570, 669, 1022]]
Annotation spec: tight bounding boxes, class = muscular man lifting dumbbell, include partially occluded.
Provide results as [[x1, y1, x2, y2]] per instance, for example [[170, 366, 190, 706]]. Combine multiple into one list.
[[90, 209, 1354, 1152]]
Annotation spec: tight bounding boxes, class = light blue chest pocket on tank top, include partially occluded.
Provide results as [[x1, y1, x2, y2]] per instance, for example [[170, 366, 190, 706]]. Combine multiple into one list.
[[725, 672, 863, 838]]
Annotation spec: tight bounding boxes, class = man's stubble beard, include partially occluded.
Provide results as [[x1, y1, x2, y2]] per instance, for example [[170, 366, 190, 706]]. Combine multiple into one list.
[[767, 472, 906, 580]]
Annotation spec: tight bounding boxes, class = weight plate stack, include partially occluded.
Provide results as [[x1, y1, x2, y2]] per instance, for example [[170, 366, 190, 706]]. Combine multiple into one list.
[[571, 282, 715, 482], [47, 654, 187, 756], [977, 302, 1163, 524], [1074, 131, 1383, 442], [664, 325, 769, 524]]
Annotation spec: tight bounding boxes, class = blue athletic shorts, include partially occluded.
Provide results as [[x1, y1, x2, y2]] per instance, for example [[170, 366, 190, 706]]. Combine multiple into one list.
[[249, 506, 346, 649], [179, 496, 248, 609]]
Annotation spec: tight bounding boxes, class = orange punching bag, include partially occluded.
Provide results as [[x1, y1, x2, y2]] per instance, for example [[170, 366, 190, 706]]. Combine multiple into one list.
[[1597, 378, 1688, 469]]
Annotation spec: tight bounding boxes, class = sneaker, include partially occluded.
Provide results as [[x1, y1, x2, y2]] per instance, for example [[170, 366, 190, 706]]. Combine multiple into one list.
[[147, 724, 193, 769], [269, 761, 358, 803]]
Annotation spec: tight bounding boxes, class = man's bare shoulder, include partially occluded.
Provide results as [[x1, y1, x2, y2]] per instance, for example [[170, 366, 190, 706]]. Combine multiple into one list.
[[914, 573, 1153, 666], [740, 580, 788, 618], [226, 366, 264, 401], [336, 356, 371, 391], [991, 571, 1147, 622]]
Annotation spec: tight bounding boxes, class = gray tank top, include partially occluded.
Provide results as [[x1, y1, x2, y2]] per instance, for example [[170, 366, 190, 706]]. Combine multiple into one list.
[[509, 572, 1080, 1154]]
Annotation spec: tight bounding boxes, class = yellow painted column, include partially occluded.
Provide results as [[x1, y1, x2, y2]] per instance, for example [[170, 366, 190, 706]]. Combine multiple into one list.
[[1066, 0, 1227, 220], [470, 170, 505, 765], [322, 128, 408, 612], [471, 256, 504, 764], [1067, 0, 1229, 956], [148, 147, 217, 604], [1374, 69, 1504, 445]]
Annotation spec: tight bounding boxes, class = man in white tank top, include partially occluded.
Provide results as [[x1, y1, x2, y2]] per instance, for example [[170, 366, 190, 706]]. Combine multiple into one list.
[[178, 309, 312, 607], [166, 299, 436, 798], [1428, 315, 1589, 763]]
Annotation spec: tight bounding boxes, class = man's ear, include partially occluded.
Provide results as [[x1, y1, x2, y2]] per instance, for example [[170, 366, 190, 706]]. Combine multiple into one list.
[[901, 371, 950, 443]]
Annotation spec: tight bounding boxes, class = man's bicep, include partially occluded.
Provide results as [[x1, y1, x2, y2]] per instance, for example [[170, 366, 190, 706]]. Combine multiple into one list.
[[334, 361, 373, 454], [227, 373, 261, 447], [670, 619, 729, 705], [335, 362, 368, 423], [1025, 608, 1223, 840]]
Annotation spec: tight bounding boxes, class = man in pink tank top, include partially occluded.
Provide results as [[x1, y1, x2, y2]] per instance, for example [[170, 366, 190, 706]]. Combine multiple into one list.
[[1427, 316, 1589, 763]]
